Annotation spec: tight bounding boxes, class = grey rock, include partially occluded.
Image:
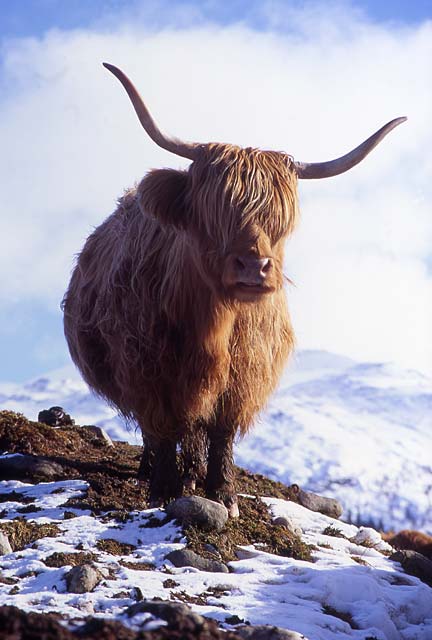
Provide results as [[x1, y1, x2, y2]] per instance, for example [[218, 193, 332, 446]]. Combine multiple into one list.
[[166, 496, 228, 531], [65, 564, 102, 593], [127, 600, 205, 625], [0, 454, 63, 481], [0, 532, 12, 555], [273, 516, 302, 537], [391, 550, 432, 587], [292, 485, 343, 519], [204, 543, 222, 558], [237, 625, 308, 640], [165, 548, 229, 573], [84, 425, 114, 447]]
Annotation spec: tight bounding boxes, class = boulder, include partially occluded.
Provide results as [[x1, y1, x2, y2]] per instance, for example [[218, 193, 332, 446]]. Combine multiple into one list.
[[0, 454, 63, 481], [0, 532, 12, 556], [165, 548, 229, 573], [166, 496, 228, 531], [84, 425, 114, 447], [391, 550, 432, 587], [291, 485, 343, 519], [65, 564, 102, 593], [273, 516, 302, 537], [127, 600, 205, 625], [37, 407, 74, 427]]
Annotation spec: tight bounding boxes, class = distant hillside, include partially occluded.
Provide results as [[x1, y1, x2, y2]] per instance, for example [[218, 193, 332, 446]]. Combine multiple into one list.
[[1, 350, 431, 532]]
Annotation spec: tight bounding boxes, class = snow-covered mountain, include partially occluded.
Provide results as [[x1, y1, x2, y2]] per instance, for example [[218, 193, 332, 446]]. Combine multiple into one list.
[[1, 350, 431, 533]]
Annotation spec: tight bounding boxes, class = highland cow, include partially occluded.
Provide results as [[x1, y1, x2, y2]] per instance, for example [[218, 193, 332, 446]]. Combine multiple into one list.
[[62, 63, 406, 516]]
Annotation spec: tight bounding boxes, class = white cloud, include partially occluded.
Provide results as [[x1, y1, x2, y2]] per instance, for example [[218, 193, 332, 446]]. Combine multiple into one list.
[[1, 3, 431, 373]]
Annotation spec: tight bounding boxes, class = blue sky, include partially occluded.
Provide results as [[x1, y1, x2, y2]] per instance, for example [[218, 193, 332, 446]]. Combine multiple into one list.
[[0, 1, 431, 382], [0, 0, 431, 40]]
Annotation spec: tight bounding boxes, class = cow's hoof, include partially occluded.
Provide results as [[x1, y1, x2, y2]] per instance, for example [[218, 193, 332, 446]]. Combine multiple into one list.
[[227, 501, 239, 518], [183, 478, 196, 492], [148, 499, 164, 508]]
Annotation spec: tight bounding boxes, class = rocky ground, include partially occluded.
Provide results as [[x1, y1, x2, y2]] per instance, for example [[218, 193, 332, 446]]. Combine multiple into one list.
[[0, 409, 432, 639]]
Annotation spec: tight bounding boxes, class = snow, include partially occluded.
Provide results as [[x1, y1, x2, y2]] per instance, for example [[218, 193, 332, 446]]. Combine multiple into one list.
[[236, 354, 432, 533], [0, 479, 431, 638], [1, 349, 431, 532], [1, 352, 431, 637]]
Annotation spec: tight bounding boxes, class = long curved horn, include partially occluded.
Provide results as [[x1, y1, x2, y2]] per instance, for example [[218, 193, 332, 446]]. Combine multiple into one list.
[[103, 63, 199, 161], [294, 117, 407, 179]]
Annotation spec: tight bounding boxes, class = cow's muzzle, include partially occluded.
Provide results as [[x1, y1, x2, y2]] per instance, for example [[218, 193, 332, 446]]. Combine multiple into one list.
[[234, 256, 272, 287]]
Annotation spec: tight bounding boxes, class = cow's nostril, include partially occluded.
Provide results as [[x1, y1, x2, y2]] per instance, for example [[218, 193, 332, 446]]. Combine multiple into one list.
[[260, 258, 271, 274]]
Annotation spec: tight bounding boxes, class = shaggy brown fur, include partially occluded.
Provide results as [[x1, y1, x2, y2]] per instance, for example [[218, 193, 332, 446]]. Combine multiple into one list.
[[63, 144, 298, 508]]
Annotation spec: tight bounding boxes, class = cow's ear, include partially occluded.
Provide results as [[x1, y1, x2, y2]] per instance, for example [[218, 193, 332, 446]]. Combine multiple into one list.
[[137, 168, 188, 227]]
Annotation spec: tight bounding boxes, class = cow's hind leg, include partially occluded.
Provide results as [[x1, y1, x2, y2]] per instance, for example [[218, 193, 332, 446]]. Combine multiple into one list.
[[137, 436, 155, 483], [181, 422, 208, 492], [147, 439, 181, 507], [205, 427, 239, 517]]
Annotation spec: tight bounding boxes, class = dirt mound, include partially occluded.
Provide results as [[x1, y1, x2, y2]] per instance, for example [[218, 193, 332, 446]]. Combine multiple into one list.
[[0, 410, 298, 514], [0, 604, 242, 639]]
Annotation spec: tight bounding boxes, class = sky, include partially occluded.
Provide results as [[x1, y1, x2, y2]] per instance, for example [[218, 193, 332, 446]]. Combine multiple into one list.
[[0, 0, 431, 382]]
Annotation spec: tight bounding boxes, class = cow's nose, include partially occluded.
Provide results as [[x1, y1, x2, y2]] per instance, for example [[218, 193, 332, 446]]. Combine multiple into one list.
[[236, 256, 271, 275], [235, 256, 272, 283]]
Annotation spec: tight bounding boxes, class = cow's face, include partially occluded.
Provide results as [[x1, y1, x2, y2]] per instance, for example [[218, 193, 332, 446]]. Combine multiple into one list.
[[138, 144, 299, 303], [219, 223, 283, 303], [188, 144, 299, 302]]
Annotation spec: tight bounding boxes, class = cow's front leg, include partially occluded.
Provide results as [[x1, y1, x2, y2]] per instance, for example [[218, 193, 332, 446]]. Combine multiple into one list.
[[147, 439, 181, 507], [205, 426, 239, 517], [181, 422, 208, 492]]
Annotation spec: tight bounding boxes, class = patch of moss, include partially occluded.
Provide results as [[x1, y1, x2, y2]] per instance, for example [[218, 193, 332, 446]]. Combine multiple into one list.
[[204, 585, 231, 598], [225, 614, 248, 625], [322, 604, 358, 628], [162, 579, 180, 589], [0, 518, 60, 551], [100, 510, 134, 524], [96, 538, 136, 556], [65, 475, 147, 514], [322, 526, 346, 538], [140, 515, 171, 528], [235, 467, 300, 502], [184, 495, 312, 563], [0, 491, 33, 505], [169, 590, 208, 606], [19, 570, 41, 579], [43, 552, 97, 568], [111, 590, 130, 599], [119, 560, 156, 571], [16, 505, 42, 514], [350, 536, 380, 550], [0, 575, 18, 585], [63, 511, 78, 520]]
